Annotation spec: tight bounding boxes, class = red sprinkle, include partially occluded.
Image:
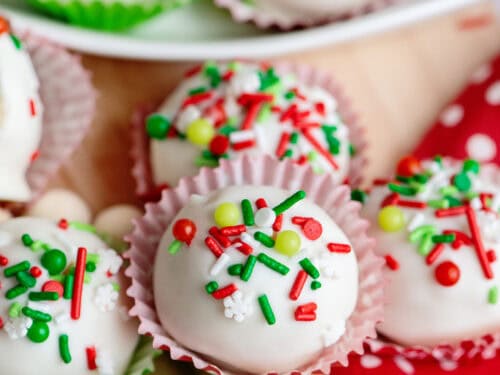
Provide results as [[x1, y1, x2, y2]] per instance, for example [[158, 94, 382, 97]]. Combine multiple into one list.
[[296, 155, 308, 165], [240, 103, 261, 131], [182, 91, 213, 108], [0, 255, 8, 267], [396, 155, 421, 177], [173, 219, 197, 245], [205, 236, 224, 258], [232, 139, 256, 151], [86, 346, 97, 370], [272, 214, 283, 232], [487, 250, 497, 263], [301, 128, 339, 170], [465, 206, 493, 279], [289, 270, 308, 301], [385, 255, 399, 271], [237, 93, 274, 106], [212, 284, 238, 299], [232, 239, 253, 255], [435, 206, 467, 218], [327, 243, 351, 253], [29, 99, 37, 117], [209, 135, 230, 156], [222, 70, 234, 81], [426, 243, 445, 265], [397, 200, 427, 209], [0, 316, 3, 329], [291, 87, 306, 101], [280, 104, 298, 123], [302, 219, 323, 240], [275, 132, 291, 159], [381, 193, 399, 208], [435, 261, 460, 287], [184, 64, 202, 78], [58, 218, 69, 230], [30, 266, 42, 278], [373, 178, 392, 186], [295, 302, 317, 321], [209, 227, 232, 248], [443, 230, 472, 249], [220, 225, 246, 237], [297, 302, 317, 313], [71, 247, 87, 320], [30, 150, 40, 162], [315, 102, 326, 116], [42, 280, 64, 298], [256, 198, 268, 209], [291, 216, 308, 225]]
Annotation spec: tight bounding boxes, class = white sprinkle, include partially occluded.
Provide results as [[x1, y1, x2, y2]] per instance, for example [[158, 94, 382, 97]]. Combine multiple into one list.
[[0, 231, 12, 247], [360, 355, 383, 369], [394, 355, 415, 374], [241, 232, 261, 249], [229, 130, 255, 143], [254, 207, 276, 228], [223, 290, 253, 322], [407, 213, 425, 232], [210, 253, 231, 277], [55, 312, 70, 326], [491, 195, 500, 211], [4, 316, 33, 339], [96, 349, 114, 375], [176, 106, 201, 133], [470, 197, 482, 210], [27, 301, 51, 313]]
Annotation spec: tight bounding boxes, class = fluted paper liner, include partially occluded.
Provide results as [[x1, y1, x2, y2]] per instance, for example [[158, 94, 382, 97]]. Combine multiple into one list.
[[130, 62, 368, 200], [362, 161, 500, 371], [124, 154, 384, 374], [8, 32, 95, 210], [214, 0, 397, 30]]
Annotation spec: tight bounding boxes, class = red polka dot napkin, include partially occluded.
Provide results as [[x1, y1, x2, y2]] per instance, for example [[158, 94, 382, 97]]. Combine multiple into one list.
[[414, 53, 500, 164]]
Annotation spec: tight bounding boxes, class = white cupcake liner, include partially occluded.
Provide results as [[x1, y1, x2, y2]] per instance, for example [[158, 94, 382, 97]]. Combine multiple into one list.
[[130, 62, 368, 201], [214, 0, 398, 30], [124, 154, 384, 374]]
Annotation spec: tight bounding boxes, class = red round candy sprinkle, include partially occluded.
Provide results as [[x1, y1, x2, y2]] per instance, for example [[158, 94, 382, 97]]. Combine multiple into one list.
[[42, 280, 64, 297], [396, 155, 422, 177], [302, 219, 323, 240], [58, 218, 69, 230], [0, 255, 8, 266], [173, 219, 197, 245], [30, 266, 42, 278], [209, 135, 230, 156], [435, 261, 460, 287]]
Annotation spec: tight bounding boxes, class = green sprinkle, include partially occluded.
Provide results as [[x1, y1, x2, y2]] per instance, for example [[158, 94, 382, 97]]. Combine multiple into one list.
[[396, 175, 412, 184], [257, 253, 290, 275], [284, 91, 295, 100], [218, 125, 237, 136], [290, 132, 299, 144], [59, 334, 72, 364], [41, 249, 67, 276], [299, 258, 320, 279], [8, 302, 22, 318], [27, 321, 50, 343], [10, 34, 22, 50], [64, 274, 74, 300], [254, 232, 275, 248], [464, 191, 479, 200], [453, 173, 471, 192], [112, 282, 121, 292], [188, 86, 207, 96], [388, 183, 418, 196], [463, 159, 480, 175], [30, 240, 46, 252], [6, 285, 28, 300], [29, 291, 59, 301], [444, 195, 462, 207], [273, 190, 306, 215], [241, 199, 255, 226], [241, 255, 257, 282], [349, 143, 356, 156], [16, 271, 36, 288], [257, 103, 272, 122], [488, 286, 498, 305], [227, 264, 243, 276], [428, 199, 449, 209], [84, 274, 91, 284], [51, 274, 65, 283], [204, 63, 221, 88], [228, 61, 240, 71], [418, 233, 435, 256], [205, 281, 218, 294], [69, 222, 97, 233], [85, 262, 96, 273], [4, 261, 30, 277], [258, 294, 276, 325], [195, 156, 219, 168], [168, 240, 183, 254], [409, 225, 437, 243], [282, 149, 293, 159], [351, 189, 367, 204], [311, 281, 322, 290], [22, 306, 52, 322], [412, 173, 430, 184], [307, 151, 318, 161], [87, 253, 100, 265], [326, 136, 340, 155], [432, 233, 456, 244], [21, 233, 33, 247], [439, 186, 459, 197], [259, 68, 280, 91], [146, 114, 171, 140]]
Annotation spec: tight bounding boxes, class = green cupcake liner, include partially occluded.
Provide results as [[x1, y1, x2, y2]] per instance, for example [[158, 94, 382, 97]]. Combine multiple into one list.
[[26, 0, 182, 31]]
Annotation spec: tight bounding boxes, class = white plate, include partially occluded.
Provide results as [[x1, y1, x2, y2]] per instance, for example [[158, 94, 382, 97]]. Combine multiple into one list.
[[0, 0, 481, 61]]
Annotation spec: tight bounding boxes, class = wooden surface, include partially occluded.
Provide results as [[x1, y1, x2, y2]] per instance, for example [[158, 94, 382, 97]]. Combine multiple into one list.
[[42, 3, 500, 373]]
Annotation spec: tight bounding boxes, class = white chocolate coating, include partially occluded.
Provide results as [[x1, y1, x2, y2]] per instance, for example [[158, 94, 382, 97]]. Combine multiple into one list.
[[0, 217, 138, 374], [154, 185, 358, 373], [26, 189, 92, 223], [363, 159, 500, 347], [94, 205, 142, 240], [150, 62, 351, 188], [0, 31, 43, 202]]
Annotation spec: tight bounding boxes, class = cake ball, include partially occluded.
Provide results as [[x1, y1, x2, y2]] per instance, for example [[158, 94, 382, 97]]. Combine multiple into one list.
[[146, 61, 354, 189], [362, 156, 500, 347], [0, 24, 43, 202], [154, 185, 359, 373], [0, 217, 138, 374]]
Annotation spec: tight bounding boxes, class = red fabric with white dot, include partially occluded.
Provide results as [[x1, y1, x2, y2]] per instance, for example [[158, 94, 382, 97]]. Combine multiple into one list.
[[414, 54, 500, 163]]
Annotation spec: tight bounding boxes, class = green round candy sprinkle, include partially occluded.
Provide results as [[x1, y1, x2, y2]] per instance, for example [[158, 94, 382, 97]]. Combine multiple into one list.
[[85, 261, 96, 273], [452, 173, 471, 192], [205, 281, 218, 294], [274, 230, 301, 257], [146, 114, 171, 140], [214, 202, 241, 228], [463, 159, 480, 174], [27, 321, 50, 343], [41, 249, 67, 276], [378, 206, 405, 232], [311, 281, 322, 290], [351, 189, 367, 204], [21, 233, 33, 247]]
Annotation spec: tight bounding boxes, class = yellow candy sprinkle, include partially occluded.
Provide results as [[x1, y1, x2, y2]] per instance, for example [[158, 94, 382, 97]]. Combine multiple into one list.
[[186, 118, 215, 146], [378, 206, 405, 232], [274, 230, 301, 257], [214, 203, 241, 228]]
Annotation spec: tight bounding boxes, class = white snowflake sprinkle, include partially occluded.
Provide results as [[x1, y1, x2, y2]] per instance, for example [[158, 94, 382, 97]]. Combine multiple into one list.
[[323, 321, 346, 347], [223, 291, 253, 322], [97, 249, 123, 275], [312, 253, 337, 279], [4, 316, 33, 339], [94, 283, 119, 312]]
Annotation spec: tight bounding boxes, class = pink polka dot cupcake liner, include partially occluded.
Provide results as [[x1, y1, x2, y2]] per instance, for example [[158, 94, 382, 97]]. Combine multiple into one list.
[[130, 62, 368, 201], [124, 154, 385, 374], [213, 0, 398, 30], [11, 31, 95, 210]]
